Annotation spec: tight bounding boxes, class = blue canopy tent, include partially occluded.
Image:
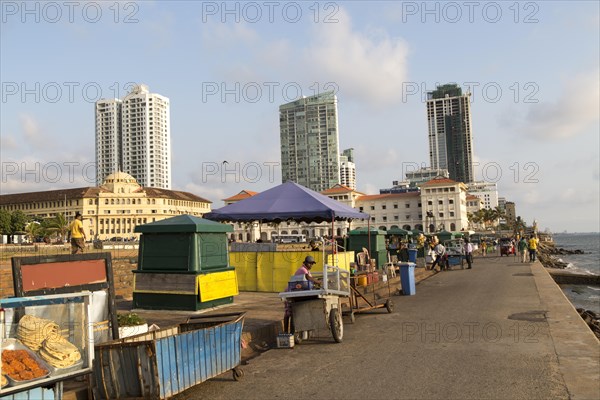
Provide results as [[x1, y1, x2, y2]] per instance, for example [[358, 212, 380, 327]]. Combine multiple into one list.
[[204, 181, 370, 252]]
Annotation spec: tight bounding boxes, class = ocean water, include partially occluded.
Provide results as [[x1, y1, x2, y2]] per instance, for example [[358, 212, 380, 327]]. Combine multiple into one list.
[[552, 233, 600, 314]]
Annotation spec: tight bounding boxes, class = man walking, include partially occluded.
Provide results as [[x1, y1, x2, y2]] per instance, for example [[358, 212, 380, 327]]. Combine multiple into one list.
[[430, 242, 447, 271], [518, 237, 528, 263], [69, 212, 87, 254], [464, 239, 474, 269], [528, 235, 539, 262]]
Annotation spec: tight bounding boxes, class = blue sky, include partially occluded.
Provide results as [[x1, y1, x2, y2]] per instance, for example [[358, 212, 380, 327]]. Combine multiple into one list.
[[1, 1, 599, 232]]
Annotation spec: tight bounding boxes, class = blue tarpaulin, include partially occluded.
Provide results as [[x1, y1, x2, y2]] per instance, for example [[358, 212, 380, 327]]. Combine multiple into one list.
[[203, 181, 369, 223]]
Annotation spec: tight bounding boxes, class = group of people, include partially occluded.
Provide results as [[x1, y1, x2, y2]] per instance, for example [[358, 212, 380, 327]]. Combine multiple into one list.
[[428, 239, 474, 272], [517, 235, 539, 263]]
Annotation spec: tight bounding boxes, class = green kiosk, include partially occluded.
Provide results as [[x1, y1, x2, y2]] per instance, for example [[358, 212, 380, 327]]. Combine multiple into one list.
[[348, 227, 388, 267], [132, 215, 238, 311]]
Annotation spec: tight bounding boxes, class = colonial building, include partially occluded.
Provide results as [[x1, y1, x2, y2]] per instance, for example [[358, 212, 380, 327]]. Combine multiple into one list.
[[0, 172, 211, 240], [353, 192, 423, 231], [466, 194, 484, 230], [220, 179, 473, 240], [420, 177, 469, 232]]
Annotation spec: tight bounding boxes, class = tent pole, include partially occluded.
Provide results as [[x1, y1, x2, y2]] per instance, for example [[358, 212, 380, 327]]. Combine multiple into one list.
[[331, 216, 335, 266], [367, 218, 371, 265]]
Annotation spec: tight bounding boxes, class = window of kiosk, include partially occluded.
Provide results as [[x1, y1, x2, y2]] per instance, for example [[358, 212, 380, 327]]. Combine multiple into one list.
[[0, 292, 94, 396]]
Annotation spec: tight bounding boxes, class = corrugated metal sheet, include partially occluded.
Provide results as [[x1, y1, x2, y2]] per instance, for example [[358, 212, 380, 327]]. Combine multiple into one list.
[[93, 313, 244, 399], [0, 386, 57, 400]]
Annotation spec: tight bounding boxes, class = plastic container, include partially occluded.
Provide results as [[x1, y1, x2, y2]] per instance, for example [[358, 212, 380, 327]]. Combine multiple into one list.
[[399, 262, 416, 295], [357, 276, 367, 286], [408, 249, 418, 263]]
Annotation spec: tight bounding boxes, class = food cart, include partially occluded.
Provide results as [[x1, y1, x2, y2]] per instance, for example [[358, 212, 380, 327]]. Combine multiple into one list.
[[444, 239, 465, 269], [279, 265, 350, 343], [0, 292, 95, 399]]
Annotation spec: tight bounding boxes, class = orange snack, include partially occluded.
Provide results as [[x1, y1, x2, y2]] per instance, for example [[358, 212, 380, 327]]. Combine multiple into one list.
[[1, 349, 48, 381]]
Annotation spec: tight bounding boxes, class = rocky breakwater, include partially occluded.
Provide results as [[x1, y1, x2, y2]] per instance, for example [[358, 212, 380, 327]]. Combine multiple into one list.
[[576, 309, 600, 339], [537, 241, 585, 269], [538, 242, 600, 340]]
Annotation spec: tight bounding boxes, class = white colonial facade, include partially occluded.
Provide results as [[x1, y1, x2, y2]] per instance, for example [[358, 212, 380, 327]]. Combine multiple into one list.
[[352, 192, 423, 231], [420, 178, 469, 232]]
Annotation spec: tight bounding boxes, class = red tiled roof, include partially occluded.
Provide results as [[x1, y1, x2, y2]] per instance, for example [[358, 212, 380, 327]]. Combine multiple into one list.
[[466, 195, 480, 200], [421, 178, 459, 186], [321, 184, 356, 194], [356, 192, 420, 201], [141, 188, 212, 203], [223, 190, 258, 202]]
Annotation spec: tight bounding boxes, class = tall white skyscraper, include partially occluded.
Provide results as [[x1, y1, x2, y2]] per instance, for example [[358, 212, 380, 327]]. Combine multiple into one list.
[[95, 99, 122, 185], [426, 84, 474, 184], [95, 84, 171, 189], [339, 148, 356, 190], [279, 91, 340, 192]]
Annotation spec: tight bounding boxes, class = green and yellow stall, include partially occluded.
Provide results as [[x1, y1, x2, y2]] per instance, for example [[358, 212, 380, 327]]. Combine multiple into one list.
[[132, 215, 238, 311]]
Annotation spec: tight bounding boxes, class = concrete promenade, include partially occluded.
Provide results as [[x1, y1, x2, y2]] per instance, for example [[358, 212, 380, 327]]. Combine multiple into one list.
[[157, 255, 600, 400]]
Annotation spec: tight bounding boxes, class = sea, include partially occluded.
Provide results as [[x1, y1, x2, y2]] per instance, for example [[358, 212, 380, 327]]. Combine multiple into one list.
[[552, 232, 600, 314]]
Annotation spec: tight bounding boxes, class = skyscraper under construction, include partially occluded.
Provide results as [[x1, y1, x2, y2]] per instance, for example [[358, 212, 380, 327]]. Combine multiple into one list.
[[426, 84, 474, 184]]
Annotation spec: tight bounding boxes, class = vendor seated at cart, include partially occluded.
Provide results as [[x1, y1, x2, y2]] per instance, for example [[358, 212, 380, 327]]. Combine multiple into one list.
[[294, 256, 322, 287]]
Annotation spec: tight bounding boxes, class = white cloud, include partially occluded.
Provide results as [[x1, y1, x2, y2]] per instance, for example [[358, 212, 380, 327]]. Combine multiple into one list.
[[517, 69, 600, 139], [198, 7, 410, 106], [19, 114, 51, 150], [0, 134, 18, 151], [303, 9, 410, 104]]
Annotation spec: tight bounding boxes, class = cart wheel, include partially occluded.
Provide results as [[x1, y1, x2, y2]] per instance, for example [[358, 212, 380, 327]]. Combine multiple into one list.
[[385, 299, 394, 313], [233, 367, 244, 381], [329, 308, 343, 343]]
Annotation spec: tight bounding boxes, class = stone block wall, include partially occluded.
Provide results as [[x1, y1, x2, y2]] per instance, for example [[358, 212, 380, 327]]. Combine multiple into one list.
[[0, 259, 136, 299]]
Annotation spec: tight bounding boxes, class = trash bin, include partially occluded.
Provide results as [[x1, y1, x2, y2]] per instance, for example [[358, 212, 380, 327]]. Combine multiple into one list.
[[399, 262, 416, 295], [408, 249, 417, 263]]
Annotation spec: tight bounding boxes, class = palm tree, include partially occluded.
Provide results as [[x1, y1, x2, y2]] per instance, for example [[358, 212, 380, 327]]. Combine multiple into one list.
[[24, 221, 41, 243], [45, 213, 70, 242]]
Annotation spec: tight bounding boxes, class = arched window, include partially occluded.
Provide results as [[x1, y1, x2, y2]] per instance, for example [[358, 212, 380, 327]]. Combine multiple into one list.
[[403, 225, 411, 230], [450, 223, 456, 231], [379, 226, 387, 231], [429, 224, 435, 233]]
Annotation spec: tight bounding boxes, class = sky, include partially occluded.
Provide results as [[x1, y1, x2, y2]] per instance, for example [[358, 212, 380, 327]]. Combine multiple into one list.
[[1, 1, 599, 233]]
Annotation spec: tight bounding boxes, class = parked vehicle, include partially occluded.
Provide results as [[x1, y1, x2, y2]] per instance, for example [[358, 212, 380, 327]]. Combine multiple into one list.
[[499, 238, 515, 256]]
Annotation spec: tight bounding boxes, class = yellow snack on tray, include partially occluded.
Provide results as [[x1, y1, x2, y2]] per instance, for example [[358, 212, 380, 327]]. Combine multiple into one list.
[[39, 338, 81, 368]]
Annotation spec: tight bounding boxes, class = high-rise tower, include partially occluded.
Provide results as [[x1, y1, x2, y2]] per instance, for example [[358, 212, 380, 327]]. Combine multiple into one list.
[[95, 98, 122, 185], [426, 84, 474, 184], [95, 84, 171, 189], [279, 91, 340, 191]]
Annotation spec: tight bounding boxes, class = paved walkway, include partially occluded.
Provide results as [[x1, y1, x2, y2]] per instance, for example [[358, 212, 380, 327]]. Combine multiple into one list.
[[118, 266, 437, 359], [170, 256, 599, 400]]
